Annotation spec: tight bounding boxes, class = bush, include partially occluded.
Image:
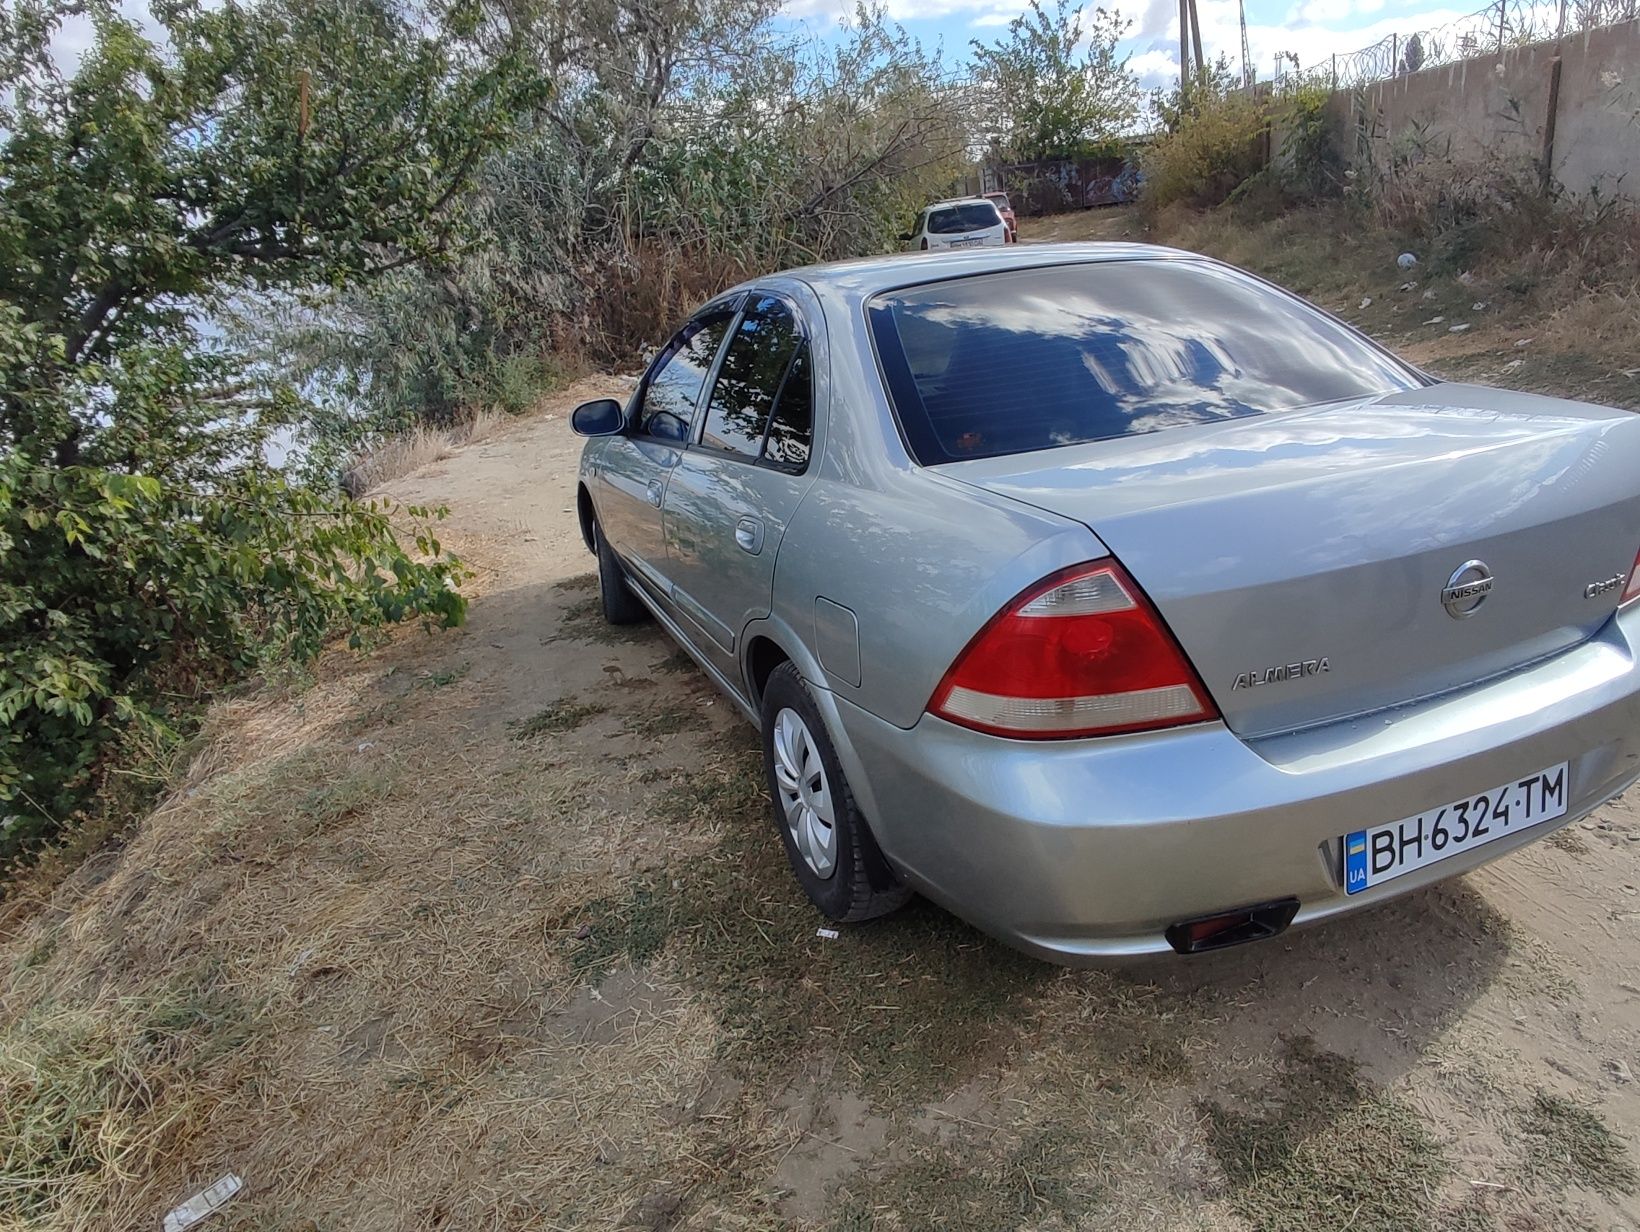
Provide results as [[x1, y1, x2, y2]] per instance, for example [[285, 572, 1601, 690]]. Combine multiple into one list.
[[1141, 69, 1268, 214], [0, 0, 536, 858], [1278, 84, 1344, 202], [0, 459, 465, 858]]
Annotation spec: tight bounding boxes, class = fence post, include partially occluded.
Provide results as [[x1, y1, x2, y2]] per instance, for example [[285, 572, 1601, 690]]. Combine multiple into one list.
[[1391, 33, 1398, 74], [1331, 53, 1338, 89], [1539, 39, 1564, 195]]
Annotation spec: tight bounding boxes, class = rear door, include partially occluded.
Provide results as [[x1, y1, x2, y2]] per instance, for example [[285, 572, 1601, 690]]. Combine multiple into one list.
[[662, 293, 818, 683], [592, 304, 737, 599]]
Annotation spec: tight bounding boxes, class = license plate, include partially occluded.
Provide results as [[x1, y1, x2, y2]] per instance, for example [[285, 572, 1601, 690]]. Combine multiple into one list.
[[949, 238, 981, 248], [1343, 762, 1569, 894]]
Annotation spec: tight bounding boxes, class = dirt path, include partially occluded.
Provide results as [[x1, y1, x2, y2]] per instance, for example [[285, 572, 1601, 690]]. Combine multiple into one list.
[[6, 325, 1640, 1230]]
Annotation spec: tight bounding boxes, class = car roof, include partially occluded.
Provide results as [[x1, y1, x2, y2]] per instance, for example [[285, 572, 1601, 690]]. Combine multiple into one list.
[[757, 242, 1198, 306], [926, 197, 995, 210]]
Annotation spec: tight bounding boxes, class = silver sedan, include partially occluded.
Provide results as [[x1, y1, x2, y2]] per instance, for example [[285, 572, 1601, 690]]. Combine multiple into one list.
[[571, 244, 1640, 961]]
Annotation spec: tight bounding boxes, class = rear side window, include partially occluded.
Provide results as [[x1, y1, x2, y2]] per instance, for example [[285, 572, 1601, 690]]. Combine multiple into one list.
[[763, 343, 813, 468], [926, 204, 1000, 234], [637, 307, 736, 440], [868, 260, 1425, 464], [701, 297, 803, 458]]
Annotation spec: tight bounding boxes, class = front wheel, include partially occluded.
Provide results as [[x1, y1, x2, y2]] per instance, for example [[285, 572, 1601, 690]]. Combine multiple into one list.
[[760, 662, 911, 922], [594, 519, 647, 626]]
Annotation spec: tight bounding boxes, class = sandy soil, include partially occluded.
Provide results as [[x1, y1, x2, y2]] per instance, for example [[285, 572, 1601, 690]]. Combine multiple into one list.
[[378, 373, 1640, 1229]]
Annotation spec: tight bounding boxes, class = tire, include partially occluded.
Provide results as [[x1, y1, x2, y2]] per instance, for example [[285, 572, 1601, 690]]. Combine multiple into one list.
[[760, 662, 911, 922], [594, 519, 648, 626]]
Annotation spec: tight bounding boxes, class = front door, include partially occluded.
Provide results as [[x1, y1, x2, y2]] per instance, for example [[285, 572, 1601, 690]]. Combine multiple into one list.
[[591, 304, 738, 599], [663, 293, 818, 683]]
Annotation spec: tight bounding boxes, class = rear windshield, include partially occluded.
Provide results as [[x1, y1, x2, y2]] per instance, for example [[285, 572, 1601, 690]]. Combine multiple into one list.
[[868, 260, 1425, 464], [926, 203, 1000, 234]]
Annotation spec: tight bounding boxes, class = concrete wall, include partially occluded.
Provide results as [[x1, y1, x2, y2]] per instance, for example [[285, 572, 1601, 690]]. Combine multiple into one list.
[[1339, 18, 1640, 197]]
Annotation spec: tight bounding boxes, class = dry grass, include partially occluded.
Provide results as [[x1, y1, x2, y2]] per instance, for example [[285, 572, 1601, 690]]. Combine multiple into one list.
[[341, 406, 525, 497]]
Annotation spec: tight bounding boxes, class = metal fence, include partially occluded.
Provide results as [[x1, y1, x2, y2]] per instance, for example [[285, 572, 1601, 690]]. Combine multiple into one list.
[[1271, 0, 1637, 92]]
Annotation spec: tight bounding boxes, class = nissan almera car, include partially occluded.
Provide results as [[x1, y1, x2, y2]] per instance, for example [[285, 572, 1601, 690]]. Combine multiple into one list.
[[570, 244, 1640, 962]]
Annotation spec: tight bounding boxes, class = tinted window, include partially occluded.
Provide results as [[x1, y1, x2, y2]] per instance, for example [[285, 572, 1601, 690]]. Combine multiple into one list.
[[701, 297, 803, 458], [637, 307, 736, 440], [868, 260, 1425, 464], [763, 343, 813, 468], [926, 203, 1001, 234]]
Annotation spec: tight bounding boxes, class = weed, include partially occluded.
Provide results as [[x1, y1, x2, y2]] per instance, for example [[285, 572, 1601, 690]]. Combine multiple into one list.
[[564, 887, 674, 975], [1547, 827, 1590, 855], [0, 976, 250, 1228], [622, 702, 710, 739], [138, 965, 258, 1072], [1517, 1090, 1637, 1195], [16, 926, 59, 972], [829, 1126, 1097, 1230], [511, 699, 609, 738], [419, 662, 470, 689], [655, 649, 698, 675], [548, 596, 657, 646], [1203, 1036, 1450, 1232]]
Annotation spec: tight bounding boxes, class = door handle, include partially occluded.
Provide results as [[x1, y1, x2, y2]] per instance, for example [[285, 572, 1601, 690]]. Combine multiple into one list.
[[734, 517, 764, 555], [645, 479, 664, 508]]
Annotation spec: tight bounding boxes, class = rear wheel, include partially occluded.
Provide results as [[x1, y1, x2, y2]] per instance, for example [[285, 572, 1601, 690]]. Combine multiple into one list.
[[594, 519, 647, 626], [760, 662, 910, 922]]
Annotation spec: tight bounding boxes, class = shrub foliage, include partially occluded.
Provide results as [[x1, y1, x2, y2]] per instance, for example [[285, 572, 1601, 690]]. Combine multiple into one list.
[[0, 0, 540, 856]]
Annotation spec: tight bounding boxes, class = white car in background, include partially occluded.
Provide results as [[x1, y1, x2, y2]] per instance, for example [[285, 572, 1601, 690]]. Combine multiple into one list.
[[908, 198, 1009, 251]]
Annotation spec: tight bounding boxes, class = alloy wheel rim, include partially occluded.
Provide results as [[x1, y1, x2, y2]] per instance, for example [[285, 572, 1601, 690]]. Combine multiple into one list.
[[772, 708, 837, 879]]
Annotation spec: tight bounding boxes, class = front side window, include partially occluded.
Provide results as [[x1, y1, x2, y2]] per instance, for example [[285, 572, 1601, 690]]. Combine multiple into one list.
[[926, 203, 1001, 235], [701, 297, 804, 458], [868, 259, 1426, 464], [636, 306, 737, 440]]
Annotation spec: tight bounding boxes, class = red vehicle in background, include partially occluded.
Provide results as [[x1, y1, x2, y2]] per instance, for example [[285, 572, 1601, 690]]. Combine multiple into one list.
[[983, 191, 1017, 243]]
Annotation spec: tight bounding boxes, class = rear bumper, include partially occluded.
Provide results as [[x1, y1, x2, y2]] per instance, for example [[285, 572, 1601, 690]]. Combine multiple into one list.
[[833, 606, 1640, 962]]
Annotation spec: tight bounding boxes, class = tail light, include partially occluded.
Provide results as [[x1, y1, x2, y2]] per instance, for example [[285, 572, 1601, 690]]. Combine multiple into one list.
[[928, 560, 1218, 739], [1623, 544, 1640, 605]]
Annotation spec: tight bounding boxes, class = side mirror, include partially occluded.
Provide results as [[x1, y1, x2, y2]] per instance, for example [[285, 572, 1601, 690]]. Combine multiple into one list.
[[571, 397, 624, 437]]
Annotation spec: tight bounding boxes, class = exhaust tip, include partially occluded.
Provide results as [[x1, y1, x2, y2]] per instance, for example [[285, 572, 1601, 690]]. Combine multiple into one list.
[[1165, 897, 1300, 955]]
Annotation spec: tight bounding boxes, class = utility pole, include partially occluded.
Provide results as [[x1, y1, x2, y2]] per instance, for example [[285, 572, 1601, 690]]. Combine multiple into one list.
[[1187, 0, 1205, 76], [1240, 0, 1253, 86], [1179, 0, 1191, 99]]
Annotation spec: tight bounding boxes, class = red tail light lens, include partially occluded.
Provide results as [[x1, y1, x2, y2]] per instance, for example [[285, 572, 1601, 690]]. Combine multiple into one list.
[[929, 560, 1219, 739], [1623, 545, 1640, 606]]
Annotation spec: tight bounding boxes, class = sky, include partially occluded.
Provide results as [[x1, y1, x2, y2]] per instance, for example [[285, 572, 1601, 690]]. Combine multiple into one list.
[[51, 0, 1501, 97], [780, 0, 1496, 93]]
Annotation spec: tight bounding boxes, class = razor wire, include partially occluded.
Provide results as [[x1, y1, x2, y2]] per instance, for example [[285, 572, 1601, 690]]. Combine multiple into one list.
[[1271, 0, 1637, 92]]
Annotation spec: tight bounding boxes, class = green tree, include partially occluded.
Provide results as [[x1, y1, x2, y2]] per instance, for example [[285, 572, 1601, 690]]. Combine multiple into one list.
[[253, 3, 968, 449], [970, 0, 1138, 163], [0, 0, 544, 857]]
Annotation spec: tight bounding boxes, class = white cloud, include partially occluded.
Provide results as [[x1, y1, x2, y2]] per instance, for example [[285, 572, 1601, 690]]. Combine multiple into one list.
[[1130, 0, 1494, 88], [785, 0, 1553, 88]]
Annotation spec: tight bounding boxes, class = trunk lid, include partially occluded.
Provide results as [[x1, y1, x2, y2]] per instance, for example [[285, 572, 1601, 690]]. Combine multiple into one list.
[[939, 383, 1640, 737]]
